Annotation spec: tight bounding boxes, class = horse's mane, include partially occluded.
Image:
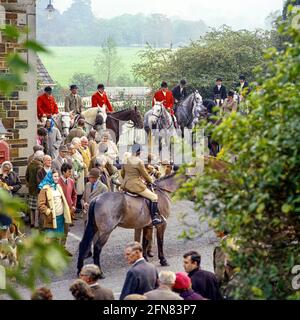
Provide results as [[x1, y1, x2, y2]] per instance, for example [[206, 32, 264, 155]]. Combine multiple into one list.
[[155, 172, 177, 183], [111, 108, 132, 114]]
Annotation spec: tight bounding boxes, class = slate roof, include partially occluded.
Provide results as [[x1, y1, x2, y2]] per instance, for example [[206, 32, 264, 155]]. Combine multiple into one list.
[[37, 55, 56, 87]]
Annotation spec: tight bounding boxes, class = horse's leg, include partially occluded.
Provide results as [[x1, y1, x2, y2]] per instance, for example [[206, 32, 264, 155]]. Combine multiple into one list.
[[93, 231, 112, 278], [134, 229, 142, 243], [142, 226, 153, 261], [156, 222, 169, 266]]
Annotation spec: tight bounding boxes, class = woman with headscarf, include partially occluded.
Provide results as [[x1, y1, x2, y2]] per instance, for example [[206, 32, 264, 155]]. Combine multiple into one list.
[[38, 170, 72, 243], [0, 161, 22, 195], [45, 118, 62, 159]]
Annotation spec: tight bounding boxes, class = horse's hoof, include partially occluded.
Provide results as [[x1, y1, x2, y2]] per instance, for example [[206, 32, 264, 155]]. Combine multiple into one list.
[[160, 259, 169, 267]]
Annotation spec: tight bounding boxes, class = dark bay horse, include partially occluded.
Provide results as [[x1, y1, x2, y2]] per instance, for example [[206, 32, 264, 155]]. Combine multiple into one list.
[[77, 173, 186, 276], [106, 107, 144, 143]]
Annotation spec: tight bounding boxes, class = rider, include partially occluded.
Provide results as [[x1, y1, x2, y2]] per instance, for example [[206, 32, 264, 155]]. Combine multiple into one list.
[[64, 84, 83, 115], [37, 86, 58, 121], [121, 144, 163, 226], [212, 78, 227, 103], [91, 84, 114, 113], [221, 90, 238, 115], [172, 79, 188, 104], [153, 81, 177, 127]]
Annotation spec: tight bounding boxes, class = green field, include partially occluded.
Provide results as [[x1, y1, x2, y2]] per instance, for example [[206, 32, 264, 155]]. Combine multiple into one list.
[[39, 46, 142, 87]]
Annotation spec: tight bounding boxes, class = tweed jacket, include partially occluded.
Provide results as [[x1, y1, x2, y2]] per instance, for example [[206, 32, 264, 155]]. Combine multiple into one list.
[[38, 184, 72, 229], [64, 93, 83, 114], [121, 155, 153, 193]]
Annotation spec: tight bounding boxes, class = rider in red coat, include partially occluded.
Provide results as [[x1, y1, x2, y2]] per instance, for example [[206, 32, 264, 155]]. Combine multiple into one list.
[[152, 81, 175, 115], [37, 86, 58, 119], [91, 84, 114, 112]]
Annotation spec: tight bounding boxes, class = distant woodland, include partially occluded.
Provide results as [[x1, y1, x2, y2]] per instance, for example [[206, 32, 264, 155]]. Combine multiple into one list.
[[37, 0, 208, 47]]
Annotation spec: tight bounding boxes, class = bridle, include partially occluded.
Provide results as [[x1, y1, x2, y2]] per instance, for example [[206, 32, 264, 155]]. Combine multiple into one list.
[[151, 103, 174, 130]]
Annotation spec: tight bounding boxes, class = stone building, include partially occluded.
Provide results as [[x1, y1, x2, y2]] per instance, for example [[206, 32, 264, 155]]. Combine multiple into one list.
[[0, 0, 37, 182]]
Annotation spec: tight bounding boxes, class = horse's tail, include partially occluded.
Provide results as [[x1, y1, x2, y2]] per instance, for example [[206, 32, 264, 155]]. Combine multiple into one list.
[[77, 199, 97, 274]]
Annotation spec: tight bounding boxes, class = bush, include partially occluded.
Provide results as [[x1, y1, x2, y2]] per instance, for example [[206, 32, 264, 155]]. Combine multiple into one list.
[[177, 12, 300, 299]]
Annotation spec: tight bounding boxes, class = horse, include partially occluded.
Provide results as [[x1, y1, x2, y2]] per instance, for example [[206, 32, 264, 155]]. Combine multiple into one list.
[[77, 172, 186, 276], [174, 90, 205, 135], [144, 101, 178, 157], [105, 106, 144, 144], [80, 106, 107, 134], [52, 112, 73, 138]]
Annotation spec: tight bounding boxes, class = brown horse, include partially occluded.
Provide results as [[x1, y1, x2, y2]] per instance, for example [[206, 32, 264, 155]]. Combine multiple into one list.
[[77, 172, 185, 276], [106, 106, 144, 143]]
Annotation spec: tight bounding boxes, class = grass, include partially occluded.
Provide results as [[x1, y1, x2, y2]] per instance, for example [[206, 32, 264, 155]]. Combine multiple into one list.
[[39, 46, 143, 87]]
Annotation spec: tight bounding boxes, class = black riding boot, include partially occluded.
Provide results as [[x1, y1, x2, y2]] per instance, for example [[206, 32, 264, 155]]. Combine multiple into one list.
[[150, 202, 163, 226]]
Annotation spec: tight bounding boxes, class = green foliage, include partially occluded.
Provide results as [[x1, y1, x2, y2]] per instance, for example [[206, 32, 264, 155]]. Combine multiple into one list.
[[177, 17, 300, 299], [132, 44, 174, 91], [69, 73, 96, 96], [133, 26, 276, 97], [94, 37, 123, 86]]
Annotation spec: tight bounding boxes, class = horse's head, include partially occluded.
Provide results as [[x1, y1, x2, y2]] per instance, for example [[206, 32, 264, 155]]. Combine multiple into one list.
[[151, 101, 164, 123], [132, 106, 144, 129], [98, 105, 107, 123], [60, 112, 71, 137], [193, 90, 203, 106]]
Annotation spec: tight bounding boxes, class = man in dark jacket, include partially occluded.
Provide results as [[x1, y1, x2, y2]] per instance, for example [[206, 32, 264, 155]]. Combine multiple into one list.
[[183, 250, 223, 300], [213, 78, 227, 101], [172, 79, 188, 103], [120, 241, 158, 300]]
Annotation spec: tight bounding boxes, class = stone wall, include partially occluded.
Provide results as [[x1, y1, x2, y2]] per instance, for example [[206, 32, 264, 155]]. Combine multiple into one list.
[[0, 0, 37, 182]]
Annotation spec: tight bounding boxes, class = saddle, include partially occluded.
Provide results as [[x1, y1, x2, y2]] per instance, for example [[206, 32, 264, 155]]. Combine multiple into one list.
[[124, 191, 151, 209]]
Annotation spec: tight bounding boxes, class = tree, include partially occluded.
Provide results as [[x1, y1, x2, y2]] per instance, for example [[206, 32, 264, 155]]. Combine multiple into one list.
[[94, 37, 122, 86], [177, 14, 300, 299], [133, 26, 273, 98], [70, 73, 96, 96]]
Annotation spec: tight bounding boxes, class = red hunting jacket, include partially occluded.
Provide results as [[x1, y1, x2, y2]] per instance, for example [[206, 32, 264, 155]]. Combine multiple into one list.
[[152, 89, 175, 115], [91, 91, 114, 112], [37, 93, 58, 119]]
